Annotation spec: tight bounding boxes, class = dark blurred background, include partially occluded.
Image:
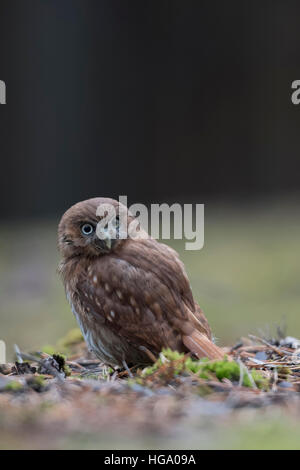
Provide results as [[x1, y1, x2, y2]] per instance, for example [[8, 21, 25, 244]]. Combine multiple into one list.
[[1, 1, 300, 358], [1, 0, 300, 216]]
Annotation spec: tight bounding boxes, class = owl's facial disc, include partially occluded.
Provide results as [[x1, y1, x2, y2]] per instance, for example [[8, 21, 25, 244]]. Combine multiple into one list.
[[58, 198, 126, 259]]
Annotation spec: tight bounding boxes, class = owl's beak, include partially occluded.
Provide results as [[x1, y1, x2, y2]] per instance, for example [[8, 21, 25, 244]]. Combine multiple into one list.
[[94, 233, 112, 252], [103, 234, 111, 251]]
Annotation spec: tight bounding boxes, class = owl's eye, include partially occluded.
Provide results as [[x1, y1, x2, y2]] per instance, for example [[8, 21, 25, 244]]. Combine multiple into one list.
[[81, 223, 95, 236]]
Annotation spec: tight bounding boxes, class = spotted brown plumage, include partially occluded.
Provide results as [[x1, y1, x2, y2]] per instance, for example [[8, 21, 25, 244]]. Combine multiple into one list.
[[58, 198, 224, 367]]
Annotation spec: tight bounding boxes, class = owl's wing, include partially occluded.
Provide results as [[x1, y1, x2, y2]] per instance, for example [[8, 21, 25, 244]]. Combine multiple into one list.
[[115, 239, 215, 337], [194, 303, 212, 340], [75, 238, 224, 359]]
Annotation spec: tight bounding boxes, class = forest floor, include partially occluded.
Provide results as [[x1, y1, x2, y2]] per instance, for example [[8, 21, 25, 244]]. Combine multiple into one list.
[[1, 328, 300, 449]]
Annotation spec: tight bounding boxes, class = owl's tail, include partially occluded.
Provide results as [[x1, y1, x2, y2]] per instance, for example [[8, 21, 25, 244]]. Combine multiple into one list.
[[183, 329, 225, 360]]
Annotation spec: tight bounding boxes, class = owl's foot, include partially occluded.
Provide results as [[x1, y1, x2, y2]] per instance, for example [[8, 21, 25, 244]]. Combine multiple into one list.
[[122, 360, 134, 378]]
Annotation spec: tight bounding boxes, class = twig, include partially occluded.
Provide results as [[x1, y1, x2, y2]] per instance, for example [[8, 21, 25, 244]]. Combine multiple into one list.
[[272, 367, 278, 392], [14, 344, 23, 364], [122, 360, 133, 378], [14, 346, 65, 383], [76, 360, 101, 367], [238, 358, 257, 389], [238, 359, 244, 387], [38, 357, 65, 383], [248, 335, 293, 357]]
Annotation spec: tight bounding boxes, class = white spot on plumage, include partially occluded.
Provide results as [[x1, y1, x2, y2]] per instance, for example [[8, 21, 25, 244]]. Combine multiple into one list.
[[116, 289, 123, 300]]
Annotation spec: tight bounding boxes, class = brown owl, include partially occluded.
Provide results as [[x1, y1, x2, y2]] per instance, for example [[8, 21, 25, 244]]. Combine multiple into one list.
[[58, 198, 224, 369]]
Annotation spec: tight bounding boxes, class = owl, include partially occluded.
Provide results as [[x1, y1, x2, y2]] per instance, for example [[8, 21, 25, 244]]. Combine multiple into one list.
[[58, 198, 224, 368]]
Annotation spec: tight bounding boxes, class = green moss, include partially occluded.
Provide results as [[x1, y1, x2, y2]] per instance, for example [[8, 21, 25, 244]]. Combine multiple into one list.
[[249, 370, 269, 390], [141, 349, 269, 390], [26, 375, 47, 392], [278, 366, 291, 376], [127, 377, 144, 387], [4, 381, 23, 392], [102, 367, 113, 378], [142, 365, 158, 376], [193, 358, 268, 390], [63, 364, 72, 377], [53, 354, 71, 377], [141, 349, 208, 377], [141, 349, 187, 377], [161, 349, 185, 361], [207, 359, 240, 381]]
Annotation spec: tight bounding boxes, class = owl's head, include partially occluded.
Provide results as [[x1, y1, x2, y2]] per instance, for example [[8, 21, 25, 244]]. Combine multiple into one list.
[[58, 197, 134, 258]]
